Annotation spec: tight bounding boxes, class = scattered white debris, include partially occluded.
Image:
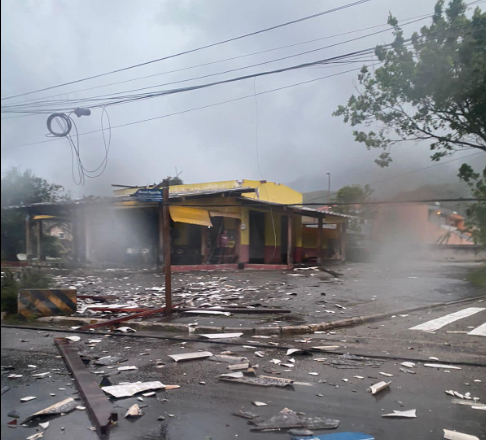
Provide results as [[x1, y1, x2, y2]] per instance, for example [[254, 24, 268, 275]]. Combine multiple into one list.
[[401, 362, 416, 368], [199, 333, 243, 339], [424, 364, 462, 370], [308, 372, 319, 376], [102, 381, 165, 398], [32, 372, 50, 378], [168, 352, 213, 362], [20, 396, 37, 402], [125, 404, 143, 418], [255, 351, 265, 358], [65, 336, 81, 342], [39, 422, 49, 430], [443, 429, 479, 440], [114, 327, 136, 333], [252, 401, 267, 407], [369, 381, 391, 395], [382, 409, 417, 418], [27, 434, 44, 440], [379, 372, 394, 377], [353, 376, 364, 380], [118, 366, 138, 372]]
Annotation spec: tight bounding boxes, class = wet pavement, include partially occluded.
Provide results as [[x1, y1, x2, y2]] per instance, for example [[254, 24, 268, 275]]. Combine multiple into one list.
[[49, 260, 485, 329], [2, 321, 485, 440]]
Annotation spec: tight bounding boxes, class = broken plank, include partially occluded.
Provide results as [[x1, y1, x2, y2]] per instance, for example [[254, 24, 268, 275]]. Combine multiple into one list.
[[54, 338, 118, 435], [79, 302, 183, 330]]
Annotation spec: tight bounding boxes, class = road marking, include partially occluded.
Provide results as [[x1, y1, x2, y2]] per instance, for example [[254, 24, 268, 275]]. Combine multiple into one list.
[[468, 322, 486, 337], [409, 307, 485, 332]]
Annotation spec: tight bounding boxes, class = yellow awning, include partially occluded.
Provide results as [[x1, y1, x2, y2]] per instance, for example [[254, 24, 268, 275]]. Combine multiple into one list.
[[169, 206, 212, 227], [33, 215, 57, 220]]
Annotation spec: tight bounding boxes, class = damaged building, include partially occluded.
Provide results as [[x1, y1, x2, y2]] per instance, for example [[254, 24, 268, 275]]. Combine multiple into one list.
[[16, 179, 350, 270]]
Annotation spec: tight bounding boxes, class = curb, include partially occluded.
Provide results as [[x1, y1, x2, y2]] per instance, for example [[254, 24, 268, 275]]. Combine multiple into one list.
[[33, 294, 485, 336]]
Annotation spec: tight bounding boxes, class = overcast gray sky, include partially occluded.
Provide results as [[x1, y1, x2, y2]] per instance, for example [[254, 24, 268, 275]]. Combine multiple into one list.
[[2, 0, 484, 198]]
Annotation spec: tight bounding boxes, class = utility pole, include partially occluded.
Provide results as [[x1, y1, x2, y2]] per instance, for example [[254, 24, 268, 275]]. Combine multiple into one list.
[[327, 173, 331, 203], [162, 180, 172, 315]]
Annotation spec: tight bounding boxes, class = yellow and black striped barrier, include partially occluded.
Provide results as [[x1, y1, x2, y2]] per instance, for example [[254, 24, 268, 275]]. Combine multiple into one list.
[[18, 289, 77, 320]]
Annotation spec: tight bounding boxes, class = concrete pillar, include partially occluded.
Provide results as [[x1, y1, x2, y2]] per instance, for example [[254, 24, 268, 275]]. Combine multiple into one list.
[[201, 226, 209, 264], [287, 215, 294, 267], [340, 223, 347, 262], [26, 215, 33, 261], [317, 215, 323, 265], [36, 220, 43, 261]]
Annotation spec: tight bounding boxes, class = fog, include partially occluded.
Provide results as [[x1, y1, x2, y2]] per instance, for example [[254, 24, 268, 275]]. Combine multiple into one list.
[[1, 0, 484, 198]]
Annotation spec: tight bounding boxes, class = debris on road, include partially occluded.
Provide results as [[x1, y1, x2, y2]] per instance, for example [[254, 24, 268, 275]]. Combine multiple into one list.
[[368, 381, 391, 395], [102, 381, 165, 398], [27, 433, 44, 440], [443, 429, 479, 440], [168, 351, 213, 362], [39, 422, 49, 430], [228, 362, 250, 370], [250, 407, 340, 431], [65, 336, 81, 342], [55, 337, 118, 434], [20, 396, 37, 402], [118, 366, 138, 371], [382, 409, 417, 418], [199, 333, 243, 339], [289, 428, 314, 436], [125, 404, 143, 418], [252, 401, 267, 407], [379, 372, 394, 377], [21, 398, 77, 424], [401, 362, 416, 368], [424, 363, 462, 370], [221, 375, 295, 388], [291, 433, 374, 440]]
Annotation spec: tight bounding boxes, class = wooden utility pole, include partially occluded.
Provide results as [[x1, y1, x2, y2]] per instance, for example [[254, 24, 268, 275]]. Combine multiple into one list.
[[162, 180, 172, 314]]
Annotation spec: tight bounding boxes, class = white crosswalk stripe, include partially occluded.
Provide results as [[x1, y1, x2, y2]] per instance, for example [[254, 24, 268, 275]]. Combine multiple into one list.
[[468, 322, 486, 337], [409, 307, 485, 332]]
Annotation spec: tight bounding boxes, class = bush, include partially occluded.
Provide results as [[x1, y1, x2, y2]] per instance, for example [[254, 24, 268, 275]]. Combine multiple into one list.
[[1, 270, 19, 314], [1, 268, 52, 315]]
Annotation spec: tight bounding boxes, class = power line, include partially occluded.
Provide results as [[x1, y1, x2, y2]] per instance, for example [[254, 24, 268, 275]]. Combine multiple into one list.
[[4, 0, 484, 108], [3, 12, 432, 108], [1, 0, 371, 102], [4, 23, 403, 111], [2, 66, 366, 150], [4, 20, 483, 115]]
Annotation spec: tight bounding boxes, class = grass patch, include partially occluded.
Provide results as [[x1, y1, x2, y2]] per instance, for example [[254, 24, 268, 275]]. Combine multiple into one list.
[[468, 265, 486, 288]]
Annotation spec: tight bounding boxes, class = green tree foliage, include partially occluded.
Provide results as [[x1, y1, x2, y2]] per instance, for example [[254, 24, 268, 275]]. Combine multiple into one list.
[[333, 185, 375, 232], [334, 0, 486, 245], [458, 164, 486, 248], [334, 0, 486, 166], [1, 168, 66, 261]]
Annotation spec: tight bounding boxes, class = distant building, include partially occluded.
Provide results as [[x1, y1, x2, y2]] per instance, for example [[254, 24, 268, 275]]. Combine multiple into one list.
[[372, 203, 473, 246]]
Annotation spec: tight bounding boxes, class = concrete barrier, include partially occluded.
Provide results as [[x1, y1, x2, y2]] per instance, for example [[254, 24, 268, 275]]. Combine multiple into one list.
[[18, 289, 77, 320]]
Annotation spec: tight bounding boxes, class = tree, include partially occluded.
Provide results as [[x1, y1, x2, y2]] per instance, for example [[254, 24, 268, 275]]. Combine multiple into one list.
[[332, 184, 375, 232], [334, 0, 486, 244], [1, 168, 66, 261], [458, 164, 486, 248]]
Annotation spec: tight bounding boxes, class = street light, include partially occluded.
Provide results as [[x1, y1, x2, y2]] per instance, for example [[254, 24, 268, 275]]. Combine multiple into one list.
[[327, 173, 331, 203]]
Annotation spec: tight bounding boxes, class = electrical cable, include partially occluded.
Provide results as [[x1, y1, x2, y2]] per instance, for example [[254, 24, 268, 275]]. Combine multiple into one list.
[[1, 0, 371, 102], [3, 66, 368, 151], [3, 17, 426, 111], [3, 0, 484, 109]]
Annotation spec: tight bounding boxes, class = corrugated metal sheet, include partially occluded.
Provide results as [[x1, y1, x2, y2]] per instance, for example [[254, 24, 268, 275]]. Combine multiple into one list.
[[169, 206, 212, 227]]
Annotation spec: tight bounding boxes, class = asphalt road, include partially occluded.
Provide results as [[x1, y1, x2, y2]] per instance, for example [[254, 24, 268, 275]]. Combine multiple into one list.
[[2, 320, 485, 440]]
